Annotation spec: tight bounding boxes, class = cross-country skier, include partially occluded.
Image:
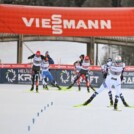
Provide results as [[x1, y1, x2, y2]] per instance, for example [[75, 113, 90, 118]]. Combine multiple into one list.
[[28, 51, 45, 92], [73, 60, 85, 91], [72, 54, 86, 91], [67, 56, 95, 93], [80, 55, 129, 110], [101, 57, 128, 107], [45, 51, 54, 64], [41, 57, 61, 90]]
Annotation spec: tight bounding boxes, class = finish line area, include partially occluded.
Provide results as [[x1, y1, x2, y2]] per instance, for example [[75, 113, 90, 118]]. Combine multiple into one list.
[[0, 84, 134, 134]]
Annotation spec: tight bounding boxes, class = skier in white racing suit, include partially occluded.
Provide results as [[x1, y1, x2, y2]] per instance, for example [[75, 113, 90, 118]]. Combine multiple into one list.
[[28, 51, 45, 92], [81, 55, 129, 110]]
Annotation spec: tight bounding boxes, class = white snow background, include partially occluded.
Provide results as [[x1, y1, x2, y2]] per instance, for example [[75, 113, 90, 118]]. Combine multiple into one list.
[[0, 84, 134, 134]]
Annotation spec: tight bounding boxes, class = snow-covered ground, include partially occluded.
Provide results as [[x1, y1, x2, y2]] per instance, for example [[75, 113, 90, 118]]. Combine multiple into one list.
[[0, 84, 134, 134], [0, 41, 86, 64]]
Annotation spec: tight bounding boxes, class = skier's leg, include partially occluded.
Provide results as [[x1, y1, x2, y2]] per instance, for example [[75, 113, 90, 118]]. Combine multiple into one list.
[[120, 93, 129, 107], [114, 95, 119, 110], [42, 71, 48, 89], [114, 80, 121, 110], [89, 84, 96, 92], [83, 92, 98, 105], [106, 76, 113, 106], [83, 83, 106, 105], [77, 77, 81, 91], [108, 91, 113, 106], [48, 72, 61, 90], [42, 77, 48, 89], [35, 72, 39, 92], [51, 80, 61, 90], [85, 74, 90, 93], [31, 71, 35, 91], [67, 73, 81, 89]]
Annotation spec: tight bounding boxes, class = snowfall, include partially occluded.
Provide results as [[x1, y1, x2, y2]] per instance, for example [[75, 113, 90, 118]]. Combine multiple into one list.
[[0, 84, 134, 134]]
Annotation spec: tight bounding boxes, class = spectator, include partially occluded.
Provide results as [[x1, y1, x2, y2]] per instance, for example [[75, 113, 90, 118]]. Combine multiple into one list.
[[45, 51, 54, 64]]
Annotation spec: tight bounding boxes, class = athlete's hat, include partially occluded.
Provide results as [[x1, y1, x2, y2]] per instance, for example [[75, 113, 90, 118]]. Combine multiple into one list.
[[45, 51, 49, 55], [36, 51, 40, 56], [79, 54, 84, 59], [84, 56, 89, 60]]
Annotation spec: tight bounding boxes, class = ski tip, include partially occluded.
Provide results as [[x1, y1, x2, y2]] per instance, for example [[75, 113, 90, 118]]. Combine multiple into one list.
[[60, 87, 73, 91], [73, 104, 84, 108], [73, 103, 91, 108], [66, 87, 73, 90], [85, 104, 92, 107], [127, 106, 134, 108], [107, 105, 113, 108], [60, 87, 68, 91]]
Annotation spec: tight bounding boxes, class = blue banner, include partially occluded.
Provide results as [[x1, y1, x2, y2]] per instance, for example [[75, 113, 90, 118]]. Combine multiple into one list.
[[0, 68, 134, 89], [0, 69, 18, 84]]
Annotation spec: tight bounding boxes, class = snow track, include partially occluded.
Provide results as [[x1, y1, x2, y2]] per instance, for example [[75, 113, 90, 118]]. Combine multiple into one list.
[[0, 84, 134, 134]]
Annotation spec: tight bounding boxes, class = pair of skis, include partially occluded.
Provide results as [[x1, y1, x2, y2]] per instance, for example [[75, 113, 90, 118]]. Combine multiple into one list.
[[73, 103, 134, 112]]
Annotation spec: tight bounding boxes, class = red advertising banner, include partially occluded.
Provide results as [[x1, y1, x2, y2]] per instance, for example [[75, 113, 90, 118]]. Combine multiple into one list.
[[0, 64, 134, 71], [0, 4, 134, 36]]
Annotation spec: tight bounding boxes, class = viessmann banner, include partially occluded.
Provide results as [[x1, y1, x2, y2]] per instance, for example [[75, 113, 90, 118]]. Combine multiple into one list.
[[0, 4, 134, 36]]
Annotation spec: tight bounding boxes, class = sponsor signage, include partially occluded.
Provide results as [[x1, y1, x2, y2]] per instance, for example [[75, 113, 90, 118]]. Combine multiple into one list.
[[0, 64, 134, 88], [0, 64, 134, 71], [18, 69, 32, 84], [0, 4, 134, 36], [1, 69, 18, 83]]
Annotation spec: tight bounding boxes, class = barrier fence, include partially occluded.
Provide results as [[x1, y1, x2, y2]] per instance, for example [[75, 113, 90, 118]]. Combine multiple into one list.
[[0, 64, 134, 89]]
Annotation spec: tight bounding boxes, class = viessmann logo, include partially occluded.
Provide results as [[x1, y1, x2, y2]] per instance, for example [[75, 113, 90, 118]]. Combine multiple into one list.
[[22, 14, 112, 35]]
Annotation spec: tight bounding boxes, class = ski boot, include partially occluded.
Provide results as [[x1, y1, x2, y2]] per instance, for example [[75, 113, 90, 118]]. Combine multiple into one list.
[[56, 84, 62, 90], [114, 96, 119, 110], [43, 85, 48, 90], [78, 85, 81, 91], [30, 85, 34, 91], [87, 86, 90, 93], [67, 83, 74, 89], [36, 86, 39, 93]]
